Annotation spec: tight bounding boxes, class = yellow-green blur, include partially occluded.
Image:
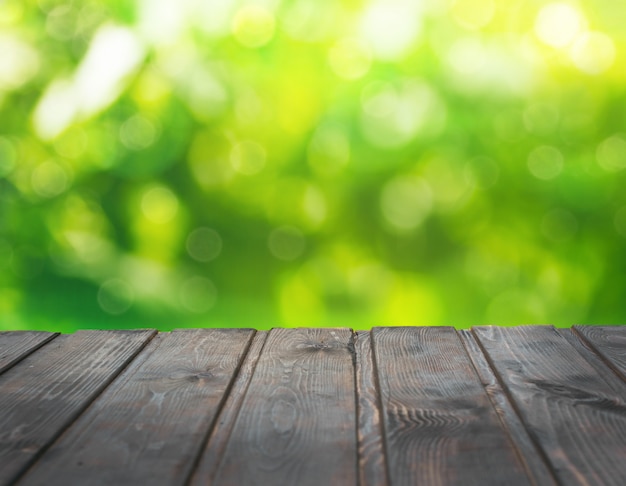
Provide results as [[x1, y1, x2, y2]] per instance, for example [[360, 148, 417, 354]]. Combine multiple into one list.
[[1, 0, 625, 331]]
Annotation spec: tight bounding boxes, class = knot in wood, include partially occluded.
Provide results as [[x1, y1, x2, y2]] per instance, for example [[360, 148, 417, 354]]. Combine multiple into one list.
[[297, 340, 343, 352]]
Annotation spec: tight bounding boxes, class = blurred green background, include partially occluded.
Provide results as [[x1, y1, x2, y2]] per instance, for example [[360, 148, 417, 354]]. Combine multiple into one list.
[[1, 0, 625, 332]]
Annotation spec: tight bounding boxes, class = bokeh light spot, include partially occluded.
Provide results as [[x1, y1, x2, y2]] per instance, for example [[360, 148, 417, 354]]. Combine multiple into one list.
[[32, 25, 144, 140], [361, 81, 397, 118], [120, 115, 158, 150], [523, 103, 559, 135], [31, 160, 70, 198], [535, 3, 585, 48], [230, 140, 266, 175], [570, 32, 616, 75], [596, 135, 626, 172], [303, 186, 327, 227], [307, 125, 350, 176], [360, 80, 445, 148], [451, 0, 495, 30], [185, 69, 229, 122], [268, 226, 306, 261], [380, 176, 433, 232], [0, 34, 40, 91], [186, 228, 222, 263], [447, 37, 487, 76], [360, 2, 421, 60], [45, 5, 76, 41], [141, 186, 179, 224], [98, 279, 134, 315], [180, 276, 217, 313], [53, 126, 88, 159], [328, 38, 371, 80], [527, 145, 564, 180], [232, 5, 275, 48], [282, 0, 334, 43]]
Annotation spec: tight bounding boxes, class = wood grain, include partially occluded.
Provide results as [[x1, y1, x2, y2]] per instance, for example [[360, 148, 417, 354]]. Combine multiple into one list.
[[0, 331, 57, 375], [372, 327, 530, 486], [211, 328, 357, 486], [190, 331, 268, 485], [0, 329, 155, 485], [355, 331, 389, 486], [474, 325, 626, 486], [557, 329, 626, 396], [459, 330, 557, 486], [574, 326, 626, 382], [19, 329, 254, 486]]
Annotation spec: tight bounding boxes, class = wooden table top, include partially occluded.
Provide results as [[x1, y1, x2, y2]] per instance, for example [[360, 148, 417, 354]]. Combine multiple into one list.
[[0, 326, 624, 485]]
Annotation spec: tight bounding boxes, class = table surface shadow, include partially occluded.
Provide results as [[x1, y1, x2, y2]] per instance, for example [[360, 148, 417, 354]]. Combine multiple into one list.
[[0, 325, 624, 486]]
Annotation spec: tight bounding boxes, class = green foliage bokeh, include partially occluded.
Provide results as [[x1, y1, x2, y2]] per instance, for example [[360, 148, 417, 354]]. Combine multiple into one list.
[[1, 0, 625, 331]]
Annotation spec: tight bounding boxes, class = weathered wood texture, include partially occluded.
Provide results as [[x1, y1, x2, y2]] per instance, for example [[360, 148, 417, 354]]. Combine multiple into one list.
[[19, 329, 254, 486], [458, 330, 557, 486], [0, 331, 57, 375], [474, 326, 626, 486], [574, 325, 626, 381], [191, 331, 268, 484], [355, 331, 389, 486], [0, 330, 155, 485], [557, 328, 626, 396], [372, 327, 530, 486], [210, 328, 358, 486], [0, 325, 623, 486]]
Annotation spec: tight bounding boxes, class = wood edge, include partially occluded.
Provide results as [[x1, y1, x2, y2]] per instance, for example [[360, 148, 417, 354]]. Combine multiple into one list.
[[0, 331, 59, 376], [472, 324, 558, 332], [187, 330, 267, 486], [355, 331, 390, 486], [460, 329, 558, 486], [368, 329, 394, 486]]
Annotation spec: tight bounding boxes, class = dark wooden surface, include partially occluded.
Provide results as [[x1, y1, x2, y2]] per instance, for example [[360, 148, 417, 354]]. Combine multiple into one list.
[[0, 325, 623, 486], [0, 331, 57, 375], [207, 328, 357, 486]]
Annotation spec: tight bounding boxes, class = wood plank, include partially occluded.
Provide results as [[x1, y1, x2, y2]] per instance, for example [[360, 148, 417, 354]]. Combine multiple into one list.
[[19, 329, 255, 486], [355, 331, 389, 486], [557, 329, 626, 396], [574, 325, 626, 382], [0, 331, 58, 375], [474, 326, 626, 486], [190, 331, 268, 484], [459, 330, 557, 486], [0, 329, 155, 485], [210, 328, 357, 486], [372, 327, 530, 486]]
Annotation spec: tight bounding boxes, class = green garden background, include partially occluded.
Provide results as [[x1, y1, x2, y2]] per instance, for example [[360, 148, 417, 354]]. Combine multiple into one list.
[[1, 0, 625, 331]]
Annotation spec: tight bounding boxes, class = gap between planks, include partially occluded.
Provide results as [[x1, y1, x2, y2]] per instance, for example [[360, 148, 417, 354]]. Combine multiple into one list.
[[1, 326, 623, 486]]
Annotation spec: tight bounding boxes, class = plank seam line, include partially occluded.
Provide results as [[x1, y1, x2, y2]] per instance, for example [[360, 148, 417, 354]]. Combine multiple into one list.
[[458, 330, 554, 486], [184, 329, 263, 486], [368, 328, 392, 486], [10, 329, 159, 485], [572, 327, 626, 384], [557, 329, 626, 399], [0, 332, 59, 377], [468, 328, 563, 486], [350, 329, 360, 486]]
